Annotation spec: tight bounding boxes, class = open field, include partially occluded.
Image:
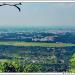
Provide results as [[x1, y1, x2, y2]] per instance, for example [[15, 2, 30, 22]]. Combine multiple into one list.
[[0, 41, 75, 47]]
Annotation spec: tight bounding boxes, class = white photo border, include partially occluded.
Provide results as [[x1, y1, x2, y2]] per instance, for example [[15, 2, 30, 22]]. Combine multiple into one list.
[[0, 1, 75, 2], [0, 0, 74, 75]]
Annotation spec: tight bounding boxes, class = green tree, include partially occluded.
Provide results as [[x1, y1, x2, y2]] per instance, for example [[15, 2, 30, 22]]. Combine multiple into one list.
[[0, 59, 23, 72], [68, 53, 75, 72], [24, 63, 42, 72]]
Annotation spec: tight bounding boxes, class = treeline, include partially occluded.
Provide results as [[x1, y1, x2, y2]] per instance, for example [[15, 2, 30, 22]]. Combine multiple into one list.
[[0, 54, 74, 73], [0, 59, 43, 72], [0, 60, 68, 72]]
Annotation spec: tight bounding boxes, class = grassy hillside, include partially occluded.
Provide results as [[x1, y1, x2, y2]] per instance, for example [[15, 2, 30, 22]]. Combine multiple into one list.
[[0, 41, 75, 47]]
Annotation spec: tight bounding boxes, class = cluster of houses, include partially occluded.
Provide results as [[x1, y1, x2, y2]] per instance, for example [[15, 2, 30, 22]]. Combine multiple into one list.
[[32, 36, 55, 42], [0, 32, 58, 42]]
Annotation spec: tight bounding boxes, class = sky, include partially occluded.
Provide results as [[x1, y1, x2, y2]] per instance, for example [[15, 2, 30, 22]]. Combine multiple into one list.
[[0, 2, 75, 27]]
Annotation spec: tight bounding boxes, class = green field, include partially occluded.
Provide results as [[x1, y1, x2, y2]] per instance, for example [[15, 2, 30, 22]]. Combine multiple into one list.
[[0, 41, 75, 47]]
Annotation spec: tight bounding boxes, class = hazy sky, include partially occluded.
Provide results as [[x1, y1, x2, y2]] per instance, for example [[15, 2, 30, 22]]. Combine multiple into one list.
[[0, 2, 75, 27]]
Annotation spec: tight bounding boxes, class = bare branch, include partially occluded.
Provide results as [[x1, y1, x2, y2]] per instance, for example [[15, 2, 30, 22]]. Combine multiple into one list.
[[0, 3, 22, 12]]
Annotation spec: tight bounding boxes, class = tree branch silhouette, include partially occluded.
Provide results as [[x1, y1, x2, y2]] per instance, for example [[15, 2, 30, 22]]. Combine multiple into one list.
[[0, 3, 22, 12]]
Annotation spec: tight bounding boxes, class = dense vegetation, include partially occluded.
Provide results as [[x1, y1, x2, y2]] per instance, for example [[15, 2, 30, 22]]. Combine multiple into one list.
[[0, 44, 75, 72], [0, 59, 44, 72], [0, 53, 74, 72], [68, 53, 75, 72], [0, 30, 75, 72]]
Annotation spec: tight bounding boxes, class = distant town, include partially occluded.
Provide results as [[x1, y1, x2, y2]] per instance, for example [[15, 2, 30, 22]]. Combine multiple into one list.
[[0, 28, 75, 43]]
